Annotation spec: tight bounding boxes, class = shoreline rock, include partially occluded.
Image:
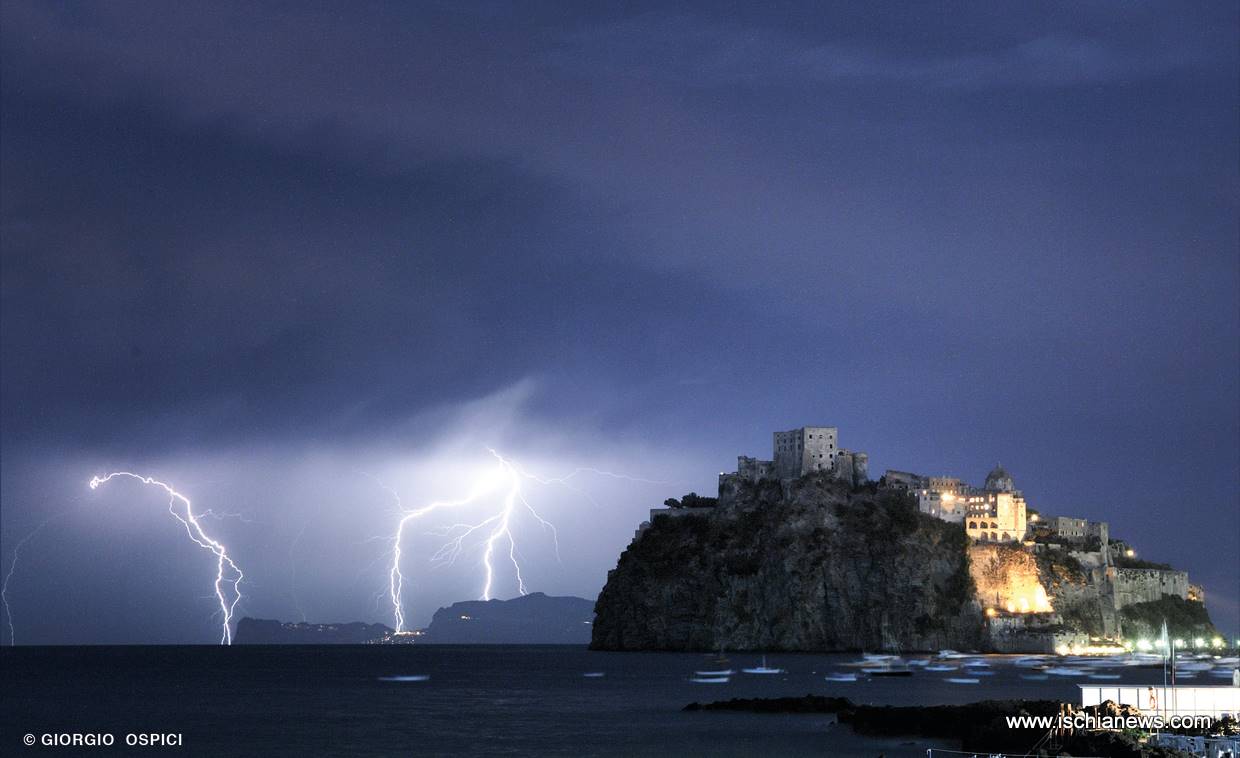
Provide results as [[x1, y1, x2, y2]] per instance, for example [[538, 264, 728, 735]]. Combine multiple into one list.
[[683, 696, 1208, 756]]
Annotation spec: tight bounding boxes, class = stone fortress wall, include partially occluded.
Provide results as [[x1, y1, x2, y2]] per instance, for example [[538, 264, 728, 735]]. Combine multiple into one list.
[[1110, 567, 1189, 610]]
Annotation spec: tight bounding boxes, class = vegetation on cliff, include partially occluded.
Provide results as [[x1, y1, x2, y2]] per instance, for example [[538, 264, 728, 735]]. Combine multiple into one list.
[[591, 474, 985, 652], [1032, 547, 1107, 636], [1033, 548, 1087, 585], [1119, 595, 1219, 642], [1113, 554, 1175, 571], [662, 493, 718, 509]]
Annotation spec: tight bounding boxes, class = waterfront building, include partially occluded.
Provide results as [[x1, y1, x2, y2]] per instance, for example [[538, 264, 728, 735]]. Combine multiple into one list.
[[1079, 684, 1240, 721]]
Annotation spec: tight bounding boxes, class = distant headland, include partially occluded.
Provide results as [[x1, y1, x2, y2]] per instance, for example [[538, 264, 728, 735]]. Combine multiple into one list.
[[417, 592, 594, 644], [235, 593, 593, 645]]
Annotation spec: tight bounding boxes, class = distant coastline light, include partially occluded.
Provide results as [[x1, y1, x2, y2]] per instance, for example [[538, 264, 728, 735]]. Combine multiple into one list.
[[1068, 643, 1127, 656]]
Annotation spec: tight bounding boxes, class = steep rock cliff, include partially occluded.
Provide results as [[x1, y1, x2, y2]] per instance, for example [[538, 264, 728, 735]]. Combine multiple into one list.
[[969, 544, 1053, 614], [591, 475, 986, 651], [1032, 548, 1108, 637]]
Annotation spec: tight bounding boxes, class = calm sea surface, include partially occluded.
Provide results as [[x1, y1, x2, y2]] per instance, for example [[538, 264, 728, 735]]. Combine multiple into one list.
[[2, 646, 1174, 757]]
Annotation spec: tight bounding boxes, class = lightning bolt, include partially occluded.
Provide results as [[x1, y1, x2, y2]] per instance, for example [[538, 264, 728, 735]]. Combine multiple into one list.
[[88, 472, 244, 645], [3, 511, 66, 646], [379, 469, 501, 633], [376, 450, 663, 633]]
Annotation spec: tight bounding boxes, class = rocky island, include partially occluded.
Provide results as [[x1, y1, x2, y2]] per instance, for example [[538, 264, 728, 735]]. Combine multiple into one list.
[[593, 476, 985, 651], [591, 425, 1218, 653]]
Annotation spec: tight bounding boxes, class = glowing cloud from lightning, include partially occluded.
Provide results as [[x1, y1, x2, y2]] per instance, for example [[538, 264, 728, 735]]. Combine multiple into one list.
[[289, 524, 308, 623], [378, 449, 661, 633], [88, 472, 244, 645]]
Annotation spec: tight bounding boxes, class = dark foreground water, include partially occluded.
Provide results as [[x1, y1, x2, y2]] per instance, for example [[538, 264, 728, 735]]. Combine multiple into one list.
[[2, 646, 1170, 757]]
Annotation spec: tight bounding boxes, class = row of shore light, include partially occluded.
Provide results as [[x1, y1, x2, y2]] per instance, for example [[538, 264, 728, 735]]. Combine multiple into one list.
[[1054, 637, 1237, 656], [1126, 637, 1233, 652], [1055, 643, 1129, 655]]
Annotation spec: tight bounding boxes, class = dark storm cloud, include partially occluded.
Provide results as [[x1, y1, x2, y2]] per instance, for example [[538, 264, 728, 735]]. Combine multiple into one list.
[[1, 1, 1237, 640], [551, 11, 1224, 89]]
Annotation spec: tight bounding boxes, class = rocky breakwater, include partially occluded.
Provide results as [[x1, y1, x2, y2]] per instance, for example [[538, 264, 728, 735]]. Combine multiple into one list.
[[684, 697, 1201, 756], [591, 475, 986, 651]]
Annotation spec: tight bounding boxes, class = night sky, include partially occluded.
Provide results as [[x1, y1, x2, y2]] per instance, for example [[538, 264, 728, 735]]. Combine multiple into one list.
[[2, 2, 1237, 643]]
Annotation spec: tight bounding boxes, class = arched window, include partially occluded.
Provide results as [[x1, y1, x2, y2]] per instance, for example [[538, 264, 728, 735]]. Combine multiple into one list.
[[1002, 532, 1011, 541], [968, 521, 977, 530]]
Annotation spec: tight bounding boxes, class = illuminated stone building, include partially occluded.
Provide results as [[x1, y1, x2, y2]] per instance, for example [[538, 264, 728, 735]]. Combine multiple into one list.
[[907, 465, 1028, 543]]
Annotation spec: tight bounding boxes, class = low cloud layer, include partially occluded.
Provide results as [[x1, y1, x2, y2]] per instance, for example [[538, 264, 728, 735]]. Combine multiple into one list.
[[2, 382, 711, 643]]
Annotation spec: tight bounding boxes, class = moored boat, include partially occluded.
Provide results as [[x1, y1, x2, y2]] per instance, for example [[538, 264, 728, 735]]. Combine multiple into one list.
[[741, 655, 786, 674]]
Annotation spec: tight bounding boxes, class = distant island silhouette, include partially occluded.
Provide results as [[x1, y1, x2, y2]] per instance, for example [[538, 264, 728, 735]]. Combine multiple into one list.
[[422, 593, 594, 644], [234, 593, 594, 645], [234, 618, 393, 644]]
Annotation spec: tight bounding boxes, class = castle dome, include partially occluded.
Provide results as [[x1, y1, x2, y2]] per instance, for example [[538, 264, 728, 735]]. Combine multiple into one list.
[[984, 465, 1015, 492]]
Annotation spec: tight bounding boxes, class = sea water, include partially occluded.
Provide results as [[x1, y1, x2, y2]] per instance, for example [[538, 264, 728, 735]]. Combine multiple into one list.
[[1, 646, 1175, 757]]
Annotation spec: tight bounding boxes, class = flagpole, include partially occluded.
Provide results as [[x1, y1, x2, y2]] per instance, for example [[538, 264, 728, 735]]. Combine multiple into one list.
[[1161, 619, 1169, 728]]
